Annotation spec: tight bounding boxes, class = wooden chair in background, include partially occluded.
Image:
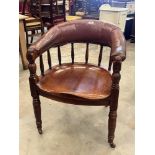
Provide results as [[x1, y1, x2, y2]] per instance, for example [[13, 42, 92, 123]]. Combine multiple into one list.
[[22, 0, 44, 48], [40, 0, 66, 29], [27, 20, 126, 148]]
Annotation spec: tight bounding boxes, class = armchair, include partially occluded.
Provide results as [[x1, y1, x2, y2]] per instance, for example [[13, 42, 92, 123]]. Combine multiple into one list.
[[27, 19, 126, 148]]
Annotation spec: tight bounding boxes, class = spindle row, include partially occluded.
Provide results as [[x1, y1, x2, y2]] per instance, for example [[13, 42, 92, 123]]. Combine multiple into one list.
[[39, 43, 112, 75]]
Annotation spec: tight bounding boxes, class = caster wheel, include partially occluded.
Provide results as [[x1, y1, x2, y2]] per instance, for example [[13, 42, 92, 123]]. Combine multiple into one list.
[[109, 142, 116, 148], [38, 128, 43, 134]]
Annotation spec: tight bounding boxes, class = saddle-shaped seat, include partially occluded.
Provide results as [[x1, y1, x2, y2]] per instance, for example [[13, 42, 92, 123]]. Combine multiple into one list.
[[37, 63, 112, 100]]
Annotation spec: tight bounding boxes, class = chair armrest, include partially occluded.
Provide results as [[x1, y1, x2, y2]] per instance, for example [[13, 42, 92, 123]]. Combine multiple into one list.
[[110, 28, 126, 62], [26, 20, 126, 63], [27, 26, 61, 63]]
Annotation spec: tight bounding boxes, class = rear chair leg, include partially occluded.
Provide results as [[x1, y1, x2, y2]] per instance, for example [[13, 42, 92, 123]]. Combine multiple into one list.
[[32, 96, 42, 134]]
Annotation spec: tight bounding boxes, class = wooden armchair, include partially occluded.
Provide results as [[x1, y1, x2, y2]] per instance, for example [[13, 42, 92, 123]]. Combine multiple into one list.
[[27, 20, 126, 148]]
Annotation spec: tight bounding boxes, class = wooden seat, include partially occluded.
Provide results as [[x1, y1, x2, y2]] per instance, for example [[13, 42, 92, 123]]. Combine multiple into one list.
[[37, 63, 112, 100]]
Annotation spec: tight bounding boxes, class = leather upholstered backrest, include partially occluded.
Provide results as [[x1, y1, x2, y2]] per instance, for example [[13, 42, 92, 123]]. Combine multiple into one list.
[[28, 20, 126, 61]]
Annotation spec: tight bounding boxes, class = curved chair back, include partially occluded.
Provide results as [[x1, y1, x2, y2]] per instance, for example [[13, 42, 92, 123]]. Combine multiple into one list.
[[27, 20, 126, 75]]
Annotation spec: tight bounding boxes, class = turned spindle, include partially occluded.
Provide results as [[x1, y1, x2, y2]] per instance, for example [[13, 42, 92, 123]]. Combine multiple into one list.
[[98, 45, 103, 66], [71, 43, 74, 64], [58, 46, 61, 65], [47, 50, 52, 69], [39, 55, 44, 76], [108, 56, 112, 71], [85, 43, 89, 64]]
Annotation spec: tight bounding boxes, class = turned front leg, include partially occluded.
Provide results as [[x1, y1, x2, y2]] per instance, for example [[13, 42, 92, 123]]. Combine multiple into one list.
[[108, 88, 119, 148], [108, 59, 121, 148], [108, 110, 117, 148], [33, 96, 42, 134], [27, 56, 43, 134]]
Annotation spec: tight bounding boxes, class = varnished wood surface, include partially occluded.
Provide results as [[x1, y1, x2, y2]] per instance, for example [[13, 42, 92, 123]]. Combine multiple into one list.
[[19, 14, 28, 20], [37, 63, 112, 100], [27, 20, 126, 147]]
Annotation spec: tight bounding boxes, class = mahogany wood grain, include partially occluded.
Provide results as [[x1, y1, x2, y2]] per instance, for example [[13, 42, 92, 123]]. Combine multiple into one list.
[[37, 63, 112, 100]]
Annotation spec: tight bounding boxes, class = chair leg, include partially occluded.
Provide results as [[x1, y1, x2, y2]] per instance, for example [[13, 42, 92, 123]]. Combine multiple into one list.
[[108, 60, 121, 148], [108, 109, 117, 148], [32, 96, 42, 134]]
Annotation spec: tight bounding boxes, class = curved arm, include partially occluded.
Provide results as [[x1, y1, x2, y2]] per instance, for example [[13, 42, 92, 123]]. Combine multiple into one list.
[[27, 20, 126, 63], [110, 28, 126, 62]]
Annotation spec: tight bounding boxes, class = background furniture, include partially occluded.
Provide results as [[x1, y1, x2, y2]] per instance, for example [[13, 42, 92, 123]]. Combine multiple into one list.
[[99, 4, 128, 31], [22, 0, 44, 48], [130, 13, 135, 42], [110, 0, 135, 40], [27, 20, 126, 148], [19, 14, 29, 69], [69, 0, 103, 19], [66, 15, 82, 21], [40, 0, 66, 29], [19, 0, 30, 14]]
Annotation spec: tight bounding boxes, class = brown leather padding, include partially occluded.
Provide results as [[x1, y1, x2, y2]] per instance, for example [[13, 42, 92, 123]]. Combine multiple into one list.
[[27, 20, 126, 62]]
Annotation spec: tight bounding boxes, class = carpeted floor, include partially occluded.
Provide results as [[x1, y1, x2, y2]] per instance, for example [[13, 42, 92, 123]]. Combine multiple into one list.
[[19, 41, 135, 155]]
